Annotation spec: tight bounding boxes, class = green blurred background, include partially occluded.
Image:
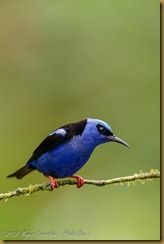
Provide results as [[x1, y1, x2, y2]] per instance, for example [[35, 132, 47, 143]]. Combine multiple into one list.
[[0, 0, 160, 240]]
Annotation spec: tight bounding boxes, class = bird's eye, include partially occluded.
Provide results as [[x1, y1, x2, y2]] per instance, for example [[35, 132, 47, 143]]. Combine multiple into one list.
[[98, 126, 106, 134], [97, 124, 113, 136]]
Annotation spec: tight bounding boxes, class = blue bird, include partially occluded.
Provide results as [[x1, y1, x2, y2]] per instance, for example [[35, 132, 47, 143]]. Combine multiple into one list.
[[7, 118, 130, 189]]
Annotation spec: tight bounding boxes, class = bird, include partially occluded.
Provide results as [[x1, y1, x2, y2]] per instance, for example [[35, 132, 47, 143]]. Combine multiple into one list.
[[7, 118, 130, 189]]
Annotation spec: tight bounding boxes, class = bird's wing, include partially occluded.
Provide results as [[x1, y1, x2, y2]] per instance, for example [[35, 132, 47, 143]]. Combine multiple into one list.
[[27, 132, 66, 162], [27, 119, 87, 163]]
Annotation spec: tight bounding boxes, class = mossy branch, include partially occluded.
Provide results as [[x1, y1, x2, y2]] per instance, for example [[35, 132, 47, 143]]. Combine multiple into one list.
[[0, 169, 160, 201]]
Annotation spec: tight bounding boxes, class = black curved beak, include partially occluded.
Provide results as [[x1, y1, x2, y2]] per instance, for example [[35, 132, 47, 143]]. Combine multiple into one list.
[[108, 135, 130, 148]]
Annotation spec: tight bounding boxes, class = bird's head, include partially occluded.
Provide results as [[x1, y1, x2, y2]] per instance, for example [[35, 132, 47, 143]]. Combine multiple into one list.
[[83, 118, 130, 148]]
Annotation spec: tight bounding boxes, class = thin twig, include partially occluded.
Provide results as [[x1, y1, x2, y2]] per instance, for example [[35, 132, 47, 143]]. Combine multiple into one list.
[[0, 169, 160, 201]]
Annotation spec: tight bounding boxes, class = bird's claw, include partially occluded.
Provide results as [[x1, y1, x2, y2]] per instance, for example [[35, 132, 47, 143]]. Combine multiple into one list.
[[70, 175, 84, 188], [44, 175, 59, 190]]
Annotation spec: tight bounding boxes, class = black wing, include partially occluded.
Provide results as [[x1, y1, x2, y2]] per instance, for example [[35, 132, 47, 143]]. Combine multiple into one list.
[[27, 132, 66, 162], [27, 119, 87, 163]]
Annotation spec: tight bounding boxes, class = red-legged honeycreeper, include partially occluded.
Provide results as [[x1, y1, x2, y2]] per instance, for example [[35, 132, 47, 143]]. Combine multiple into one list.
[[7, 118, 130, 189]]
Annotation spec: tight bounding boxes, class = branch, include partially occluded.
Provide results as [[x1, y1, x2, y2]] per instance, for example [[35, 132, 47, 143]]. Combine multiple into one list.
[[0, 169, 160, 201]]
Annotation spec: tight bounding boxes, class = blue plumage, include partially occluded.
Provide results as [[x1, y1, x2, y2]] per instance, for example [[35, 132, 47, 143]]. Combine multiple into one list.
[[7, 118, 129, 189]]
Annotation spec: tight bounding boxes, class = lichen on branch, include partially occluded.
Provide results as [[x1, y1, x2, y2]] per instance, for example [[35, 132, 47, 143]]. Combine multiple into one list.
[[0, 169, 160, 201]]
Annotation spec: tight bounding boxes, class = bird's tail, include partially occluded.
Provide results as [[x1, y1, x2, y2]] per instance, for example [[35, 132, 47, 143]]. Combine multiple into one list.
[[7, 165, 35, 179]]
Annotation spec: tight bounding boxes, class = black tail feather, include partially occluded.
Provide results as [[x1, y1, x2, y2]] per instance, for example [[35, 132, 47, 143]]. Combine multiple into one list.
[[7, 165, 35, 179]]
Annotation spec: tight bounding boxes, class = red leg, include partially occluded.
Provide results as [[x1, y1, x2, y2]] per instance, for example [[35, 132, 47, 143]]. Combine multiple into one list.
[[70, 175, 85, 188], [44, 175, 59, 190]]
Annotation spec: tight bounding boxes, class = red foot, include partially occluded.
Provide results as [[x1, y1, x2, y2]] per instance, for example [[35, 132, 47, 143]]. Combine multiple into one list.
[[44, 175, 59, 190], [70, 175, 85, 188]]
